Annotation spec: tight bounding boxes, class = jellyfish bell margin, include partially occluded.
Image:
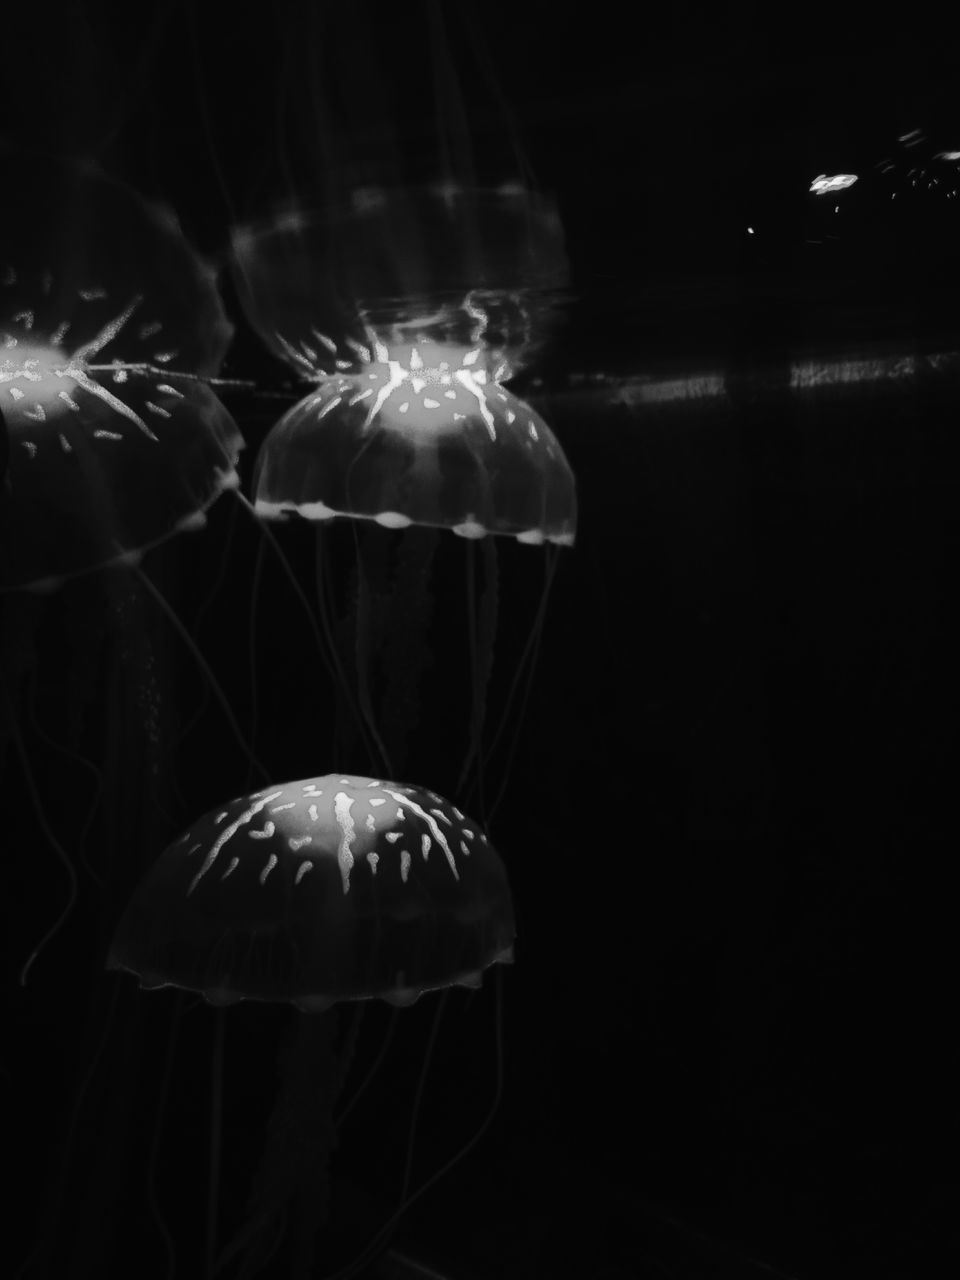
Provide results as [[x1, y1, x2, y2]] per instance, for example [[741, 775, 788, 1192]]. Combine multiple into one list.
[[106, 774, 515, 1272]]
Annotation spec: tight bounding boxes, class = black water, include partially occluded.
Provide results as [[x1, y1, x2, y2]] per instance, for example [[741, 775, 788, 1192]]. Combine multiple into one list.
[[3, 5, 960, 1279]]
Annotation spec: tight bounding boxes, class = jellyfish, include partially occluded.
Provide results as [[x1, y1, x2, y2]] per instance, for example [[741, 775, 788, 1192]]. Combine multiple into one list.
[[107, 773, 515, 1278], [0, 142, 253, 983], [188, 0, 578, 815], [0, 144, 241, 593]]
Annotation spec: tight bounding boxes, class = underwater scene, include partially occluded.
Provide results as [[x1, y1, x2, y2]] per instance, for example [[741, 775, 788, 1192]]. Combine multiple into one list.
[[2, 4, 958, 1278]]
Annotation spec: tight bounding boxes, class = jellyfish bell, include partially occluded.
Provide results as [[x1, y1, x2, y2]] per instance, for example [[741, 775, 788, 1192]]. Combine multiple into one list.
[[231, 179, 572, 389], [0, 143, 242, 595], [235, 174, 575, 549], [249, 329, 576, 548], [108, 773, 514, 1272], [108, 772, 515, 1009]]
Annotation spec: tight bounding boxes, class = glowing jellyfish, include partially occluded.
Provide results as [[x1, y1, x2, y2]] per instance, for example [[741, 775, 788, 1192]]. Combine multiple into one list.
[[237, 186, 575, 547], [108, 773, 514, 1275], [0, 143, 250, 985], [0, 144, 242, 594], [222, 4, 577, 811]]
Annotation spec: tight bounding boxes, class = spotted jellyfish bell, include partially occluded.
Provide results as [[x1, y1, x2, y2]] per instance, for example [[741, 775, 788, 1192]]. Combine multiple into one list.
[[108, 773, 515, 1275], [235, 182, 575, 546]]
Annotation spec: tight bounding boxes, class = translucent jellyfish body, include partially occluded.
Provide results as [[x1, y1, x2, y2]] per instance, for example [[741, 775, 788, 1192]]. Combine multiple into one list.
[[0, 146, 243, 592], [232, 183, 570, 376], [108, 773, 515, 1012], [232, 183, 576, 546], [253, 335, 575, 544]]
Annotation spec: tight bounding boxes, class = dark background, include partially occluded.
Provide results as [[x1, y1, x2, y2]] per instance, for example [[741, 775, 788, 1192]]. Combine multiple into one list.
[[3, 3, 960, 1278]]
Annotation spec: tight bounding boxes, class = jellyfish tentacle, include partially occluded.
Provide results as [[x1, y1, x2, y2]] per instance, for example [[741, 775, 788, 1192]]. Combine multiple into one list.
[[332, 999, 368, 1110], [184, 0, 239, 234], [3, 588, 110, 986], [145, 994, 183, 1280], [13, 980, 123, 1280], [245, 534, 268, 795], [317, 526, 386, 773], [204, 1007, 228, 1280], [427, 0, 477, 193], [216, 1005, 398, 1278], [23, 659, 105, 891], [133, 565, 270, 786], [485, 543, 562, 825], [334, 1005, 401, 1129], [326, 967, 506, 1280], [457, 0, 538, 190], [399, 988, 449, 1211], [379, 526, 440, 777], [230, 491, 383, 773], [239, 1010, 342, 1280], [458, 535, 499, 820], [348, 523, 395, 777], [3, 670, 80, 987]]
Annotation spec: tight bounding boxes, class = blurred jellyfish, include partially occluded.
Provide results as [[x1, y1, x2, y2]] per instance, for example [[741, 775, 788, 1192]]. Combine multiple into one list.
[[0, 144, 241, 593], [108, 773, 515, 1277], [0, 142, 248, 981], [217, 1, 577, 814]]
